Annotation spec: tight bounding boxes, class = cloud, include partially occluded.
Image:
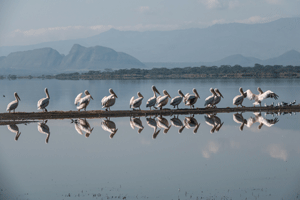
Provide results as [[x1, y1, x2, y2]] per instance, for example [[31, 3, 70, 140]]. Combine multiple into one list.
[[235, 15, 281, 24], [267, 144, 288, 161], [199, 0, 239, 9], [138, 6, 150, 13]]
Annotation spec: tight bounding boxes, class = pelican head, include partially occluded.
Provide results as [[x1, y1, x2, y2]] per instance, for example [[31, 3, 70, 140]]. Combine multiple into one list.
[[137, 92, 144, 98], [215, 88, 224, 98], [239, 87, 246, 97], [109, 88, 118, 98], [178, 90, 185, 97], [14, 92, 21, 101], [257, 87, 263, 94], [192, 88, 200, 98], [152, 85, 160, 95], [45, 88, 50, 98], [84, 90, 94, 100], [163, 90, 171, 98]]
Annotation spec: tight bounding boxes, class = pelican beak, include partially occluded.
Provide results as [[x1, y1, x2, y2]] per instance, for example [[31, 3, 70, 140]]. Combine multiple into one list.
[[195, 90, 200, 99], [155, 87, 160, 95], [219, 92, 224, 98], [167, 92, 171, 98], [90, 95, 94, 100], [17, 95, 21, 101]]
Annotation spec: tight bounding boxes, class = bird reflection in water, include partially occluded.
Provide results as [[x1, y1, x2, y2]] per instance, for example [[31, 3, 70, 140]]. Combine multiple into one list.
[[101, 118, 118, 139], [170, 115, 185, 134], [246, 112, 279, 129], [71, 118, 94, 138], [184, 115, 200, 134], [233, 112, 247, 131], [204, 114, 223, 133], [38, 120, 50, 144], [146, 116, 161, 139], [7, 123, 21, 141], [157, 116, 171, 134], [129, 117, 144, 134]]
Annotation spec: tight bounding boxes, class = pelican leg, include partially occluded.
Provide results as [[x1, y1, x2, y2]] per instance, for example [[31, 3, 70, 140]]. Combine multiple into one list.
[[45, 108, 48, 112]]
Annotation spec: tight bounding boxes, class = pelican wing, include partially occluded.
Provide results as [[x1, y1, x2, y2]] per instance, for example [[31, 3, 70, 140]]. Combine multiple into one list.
[[7, 100, 18, 111], [7, 124, 19, 134], [233, 95, 243, 106], [74, 93, 83, 105], [204, 95, 214, 106], [129, 96, 135, 107], [170, 96, 182, 106], [132, 97, 143, 108], [258, 90, 279, 101], [157, 95, 168, 105], [246, 89, 256, 100], [204, 115, 215, 127], [146, 97, 156, 107], [75, 123, 84, 135], [37, 98, 49, 109]]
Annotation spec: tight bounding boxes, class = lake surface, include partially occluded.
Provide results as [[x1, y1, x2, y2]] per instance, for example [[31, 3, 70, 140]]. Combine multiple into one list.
[[0, 78, 300, 200]]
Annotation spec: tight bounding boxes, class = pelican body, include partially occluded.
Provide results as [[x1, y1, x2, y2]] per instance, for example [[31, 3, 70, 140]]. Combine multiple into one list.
[[7, 92, 21, 113], [156, 90, 171, 110], [204, 88, 217, 108], [233, 87, 246, 107], [102, 89, 118, 111], [37, 88, 50, 112], [7, 124, 21, 141], [38, 120, 50, 144], [101, 119, 118, 138], [73, 118, 94, 137], [146, 86, 160, 110], [170, 90, 185, 109], [130, 117, 144, 133], [185, 88, 200, 108], [74, 90, 94, 111], [130, 92, 144, 110]]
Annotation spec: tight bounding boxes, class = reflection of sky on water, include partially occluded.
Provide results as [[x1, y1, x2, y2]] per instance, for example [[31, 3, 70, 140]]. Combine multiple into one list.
[[0, 79, 300, 199]]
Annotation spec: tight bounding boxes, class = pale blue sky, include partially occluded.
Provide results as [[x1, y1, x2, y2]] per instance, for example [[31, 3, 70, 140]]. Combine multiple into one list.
[[0, 0, 299, 46]]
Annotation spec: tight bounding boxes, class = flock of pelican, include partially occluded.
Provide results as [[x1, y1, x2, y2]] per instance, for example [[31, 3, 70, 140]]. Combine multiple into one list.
[[5, 85, 283, 113], [6, 111, 283, 143]]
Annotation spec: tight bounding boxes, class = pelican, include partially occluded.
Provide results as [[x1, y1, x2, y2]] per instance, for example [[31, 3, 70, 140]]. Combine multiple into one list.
[[157, 116, 171, 134], [129, 92, 144, 110], [211, 115, 223, 132], [246, 112, 279, 129], [38, 120, 50, 144], [233, 87, 246, 107], [101, 119, 118, 138], [72, 118, 94, 138], [170, 90, 185, 109], [102, 89, 118, 111], [146, 116, 161, 139], [204, 88, 217, 108], [7, 124, 21, 141], [246, 87, 279, 107], [170, 116, 185, 134], [130, 117, 144, 133], [233, 113, 247, 131], [184, 88, 200, 109], [146, 86, 160, 110], [156, 90, 171, 110], [204, 114, 218, 133], [212, 88, 224, 107], [7, 92, 21, 113], [74, 90, 94, 111], [37, 88, 50, 112], [184, 115, 200, 134]]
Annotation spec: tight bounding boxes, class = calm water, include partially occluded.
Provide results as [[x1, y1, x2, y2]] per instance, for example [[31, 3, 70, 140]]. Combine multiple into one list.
[[0, 78, 300, 200]]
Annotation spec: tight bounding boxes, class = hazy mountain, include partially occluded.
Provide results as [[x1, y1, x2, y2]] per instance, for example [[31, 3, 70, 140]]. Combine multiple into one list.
[[262, 50, 300, 65], [0, 44, 145, 75], [0, 17, 299, 62]]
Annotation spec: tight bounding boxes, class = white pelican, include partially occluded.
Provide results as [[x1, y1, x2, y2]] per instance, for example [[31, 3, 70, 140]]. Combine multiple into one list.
[[37, 88, 50, 112], [72, 118, 94, 138], [157, 116, 171, 134], [74, 90, 94, 111], [211, 115, 223, 132], [130, 117, 144, 133], [101, 119, 118, 138], [170, 90, 185, 109], [101, 89, 118, 111], [38, 120, 50, 144], [204, 114, 217, 133], [7, 92, 21, 113], [184, 88, 200, 109], [156, 90, 171, 110], [7, 124, 21, 141], [170, 116, 185, 134], [146, 117, 161, 139], [212, 88, 224, 107], [204, 88, 217, 108], [233, 87, 246, 107], [246, 112, 279, 129], [184, 116, 200, 134], [233, 113, 247, 131], [146, 85, 160, 110], [129, 92, 144, 110], [246, 87, 279, 107]]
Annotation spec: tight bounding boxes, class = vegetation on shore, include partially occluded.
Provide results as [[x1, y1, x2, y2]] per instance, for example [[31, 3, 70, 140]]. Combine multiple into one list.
[[3, 64, 300, 80]]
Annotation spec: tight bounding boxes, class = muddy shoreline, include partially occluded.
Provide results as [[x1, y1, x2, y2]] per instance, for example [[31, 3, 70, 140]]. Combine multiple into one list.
[[0, 105, 299, 121]]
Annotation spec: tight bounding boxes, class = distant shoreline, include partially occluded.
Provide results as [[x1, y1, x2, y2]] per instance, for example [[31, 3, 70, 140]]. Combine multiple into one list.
[[2, 64, 300, 80]]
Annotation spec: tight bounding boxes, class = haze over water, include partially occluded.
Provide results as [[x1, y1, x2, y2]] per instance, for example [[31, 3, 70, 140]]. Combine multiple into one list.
[[0, 78, 300, 200]]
